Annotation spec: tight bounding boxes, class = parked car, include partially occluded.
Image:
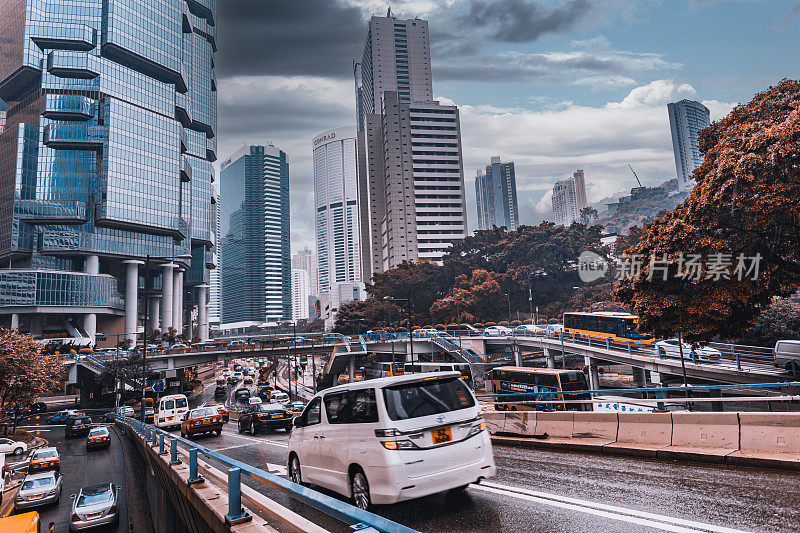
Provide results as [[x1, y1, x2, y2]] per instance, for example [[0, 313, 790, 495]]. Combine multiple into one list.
[[655, 339, 721, 359], [65, 416, 92, 439], [234, 388, 251, 403], [287, 372, 495, 510], [14, 471, 62, 510], [445, 324, 481, 336], [774, 339, 800, 372], [238, 403, 293, 435], [484, 325, 513, 337], [0, 437, 28, 456], [69, 483, 119, 530], [103, 406, 135, 422], [86, 427, 111, 450], [28, 447, 60, 473], [180, 407, 224, 439], [45, 410, 83, 424]]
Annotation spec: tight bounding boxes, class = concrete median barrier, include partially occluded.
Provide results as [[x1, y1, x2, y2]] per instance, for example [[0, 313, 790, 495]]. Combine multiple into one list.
[[728, 413, 800, 470], [483, 411, 505, 435], [500, 410, 537, 436], [606, 412, 672, 457], [572, 411, 618, 443], [660, 412, 739, 463], [534, 411, 574, 439]]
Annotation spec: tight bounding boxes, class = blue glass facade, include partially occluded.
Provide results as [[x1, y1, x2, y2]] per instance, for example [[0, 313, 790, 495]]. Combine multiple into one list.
[[0, 0, 216, 340], [219, 145, 291, 324]]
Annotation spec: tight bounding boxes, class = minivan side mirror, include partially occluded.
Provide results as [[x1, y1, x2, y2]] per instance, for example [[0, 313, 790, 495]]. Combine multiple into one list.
[[293, 417, 303, 428]]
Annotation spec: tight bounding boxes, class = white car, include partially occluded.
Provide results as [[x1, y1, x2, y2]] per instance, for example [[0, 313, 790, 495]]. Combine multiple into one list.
[[0, 437, 28, 456], [484, 326, 513, 337], [513, 324, 547, 336], [655, 339, 721, 359], [271, 392, 290, 405], [15, 471, 62, 510], [247, 397, 263, 406], [546, 324, 564, 334], [287, 371, 496, 510]]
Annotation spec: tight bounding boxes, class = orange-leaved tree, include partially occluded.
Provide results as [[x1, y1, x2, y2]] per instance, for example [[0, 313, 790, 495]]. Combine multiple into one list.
[[614, 80, 800, 342], [430, 269, 506, 324]]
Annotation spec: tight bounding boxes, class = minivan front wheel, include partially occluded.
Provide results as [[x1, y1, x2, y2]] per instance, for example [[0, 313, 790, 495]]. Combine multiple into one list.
[[289, 455, 302, 486], [351, 469, 371, 511]]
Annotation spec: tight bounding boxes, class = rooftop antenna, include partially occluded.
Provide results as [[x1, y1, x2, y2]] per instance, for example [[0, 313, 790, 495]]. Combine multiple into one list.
[[627, 164, 643, 187]]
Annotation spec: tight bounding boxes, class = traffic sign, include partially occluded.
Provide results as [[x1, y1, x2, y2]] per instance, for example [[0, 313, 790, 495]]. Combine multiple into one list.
[[151, 381, 165, 393]]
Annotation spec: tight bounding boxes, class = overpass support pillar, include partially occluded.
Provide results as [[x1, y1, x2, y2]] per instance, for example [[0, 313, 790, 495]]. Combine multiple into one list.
[[584, 355, 600, 392], [710, 387, 723, 412], [513, 345, 522, 366], [349, 354, 355, 383], [632, 366, 646, 388], [545, 349, 556, 369]]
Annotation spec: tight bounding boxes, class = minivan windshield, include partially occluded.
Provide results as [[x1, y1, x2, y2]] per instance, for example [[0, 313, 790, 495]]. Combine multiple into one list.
[[383, 378, 475, 421]]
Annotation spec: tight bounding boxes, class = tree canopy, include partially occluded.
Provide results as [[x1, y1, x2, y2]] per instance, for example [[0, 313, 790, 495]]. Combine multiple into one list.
[[0, 329, 63, 419], [615, 80, 800, 341]]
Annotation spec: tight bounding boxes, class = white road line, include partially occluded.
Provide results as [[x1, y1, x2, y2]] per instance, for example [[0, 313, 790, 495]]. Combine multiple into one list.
[[472, 482, 748, 533], [211, 443, 252, 452], [220, 429, 290, 448]]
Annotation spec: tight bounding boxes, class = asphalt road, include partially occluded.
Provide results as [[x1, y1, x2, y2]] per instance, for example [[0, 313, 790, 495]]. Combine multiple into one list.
[[10, 421, 131, 533], [188, 368, 800, 533]]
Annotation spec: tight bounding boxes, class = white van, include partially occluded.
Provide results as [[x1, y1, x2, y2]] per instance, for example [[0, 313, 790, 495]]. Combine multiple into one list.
[[774, 340, 800, 372], [287, 371, 495, 510], [155, 394, 189, 429]]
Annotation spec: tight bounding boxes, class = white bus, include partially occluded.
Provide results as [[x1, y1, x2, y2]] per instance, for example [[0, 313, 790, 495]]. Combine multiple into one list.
[[155, 394, 189, 429]]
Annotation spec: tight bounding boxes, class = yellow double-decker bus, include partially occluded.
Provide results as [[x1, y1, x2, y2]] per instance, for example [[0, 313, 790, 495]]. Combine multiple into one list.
[[563, 312, 654, 344]]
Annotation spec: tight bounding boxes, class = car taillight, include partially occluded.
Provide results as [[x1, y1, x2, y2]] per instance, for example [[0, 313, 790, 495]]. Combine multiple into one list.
[[374, 428, 401, 437], [109, 506, 117, 514]]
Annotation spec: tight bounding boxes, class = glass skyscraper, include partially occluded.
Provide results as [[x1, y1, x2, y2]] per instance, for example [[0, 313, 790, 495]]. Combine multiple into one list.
[[668, 99, 711, 191], [219, 145, 291, 324], [0, 0, 217, 344], [475, 157, 519, 231]]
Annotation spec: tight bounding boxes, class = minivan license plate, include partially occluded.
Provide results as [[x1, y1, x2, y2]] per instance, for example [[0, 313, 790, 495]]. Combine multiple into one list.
[[432, 427, 452, 444]]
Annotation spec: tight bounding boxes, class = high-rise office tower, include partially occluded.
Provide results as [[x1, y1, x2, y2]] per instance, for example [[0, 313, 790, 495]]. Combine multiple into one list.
[[219, 145, 291, 324], [552, 170, 588, 226], [0, 0, 216, 344], [291, 268, 310, 320], [357, 13, 466, 274], [313, 127, 363, 292], [209, 189, 221, 328], [475, 157, 520, 231], [292, 246, 318, 297], [667, 99, 711, 191]]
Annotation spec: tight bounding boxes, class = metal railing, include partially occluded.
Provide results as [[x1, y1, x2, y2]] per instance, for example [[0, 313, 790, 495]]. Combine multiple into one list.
[[115, 415, 418, 533]]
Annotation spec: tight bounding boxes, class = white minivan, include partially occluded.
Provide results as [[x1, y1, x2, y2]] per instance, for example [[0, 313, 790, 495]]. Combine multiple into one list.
[[155, 394, 189, 429], [774, 340, 800, 372], [287, 371, 495, 510]]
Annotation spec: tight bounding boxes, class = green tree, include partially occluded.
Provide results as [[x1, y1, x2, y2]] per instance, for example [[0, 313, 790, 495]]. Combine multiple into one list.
[[615, 80, 800, 341], [430, 269, 505, 324], [333, 298, 404, 334]]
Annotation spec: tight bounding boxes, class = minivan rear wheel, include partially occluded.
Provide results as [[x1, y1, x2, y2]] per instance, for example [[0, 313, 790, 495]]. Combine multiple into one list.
[[351, 469, 371, 511], [289, 455, 303, 486]]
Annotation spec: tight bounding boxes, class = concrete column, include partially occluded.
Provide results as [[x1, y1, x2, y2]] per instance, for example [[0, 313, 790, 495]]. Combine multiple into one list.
[[10, 313, 19, 330], [349, 354, 355, 383], [545, 348, 556, 369], [149, 297, 160, 331], [173, 269, 184, 337], [513, 345, 522, 366], [160, 263, 175, 334], [197, 285, 209, 342], [123, 260, 143, 345], [84, 255, 99, 344], [632, 366, 646, 388], [584, 355, 600, 392]]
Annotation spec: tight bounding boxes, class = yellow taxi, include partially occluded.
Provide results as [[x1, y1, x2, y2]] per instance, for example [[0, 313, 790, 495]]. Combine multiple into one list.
[[180, 406, 223, 439], [86, 427, 111, 450], [0, 511, 51, 533], [28, 447, 60, 473]]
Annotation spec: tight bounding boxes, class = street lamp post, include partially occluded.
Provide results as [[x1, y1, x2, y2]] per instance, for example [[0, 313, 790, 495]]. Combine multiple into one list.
[[384, 297, 413, 365]]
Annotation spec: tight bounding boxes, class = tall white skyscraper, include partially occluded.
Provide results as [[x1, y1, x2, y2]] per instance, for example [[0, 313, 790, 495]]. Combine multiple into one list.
[[668, 99, 711, 191], [292, 247, 318, 297], [313, 127, 363, 293], [552, 171, 588, 226], [209, 189, 221, 327], [291, 268, 310, 320]]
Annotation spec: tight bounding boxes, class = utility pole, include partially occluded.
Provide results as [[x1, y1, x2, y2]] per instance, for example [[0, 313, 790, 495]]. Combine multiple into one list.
[[528, 287, 533, 323], [311, 338, 316, 393]]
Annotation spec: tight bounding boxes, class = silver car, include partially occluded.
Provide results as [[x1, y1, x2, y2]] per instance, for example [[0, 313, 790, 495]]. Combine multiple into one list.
[[15, 471, 62, 510], [69, 483, 119, 531]]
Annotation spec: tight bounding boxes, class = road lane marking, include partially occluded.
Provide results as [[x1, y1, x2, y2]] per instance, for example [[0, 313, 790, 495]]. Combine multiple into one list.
[[220, 429, 290, 448], [472, 482, 747, 533], [211, 443, 252, 452]]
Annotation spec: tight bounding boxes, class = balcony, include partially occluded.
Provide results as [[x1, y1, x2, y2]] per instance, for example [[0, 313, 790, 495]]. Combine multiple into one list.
[[43, 94, 93, 120], [47, 50, 99, 79], [180, 155, 192, 182], [16, 199, 89, 224], [43, 123, 107, 150], [175, 93, 192, 127], [30, 23, 95, 51]]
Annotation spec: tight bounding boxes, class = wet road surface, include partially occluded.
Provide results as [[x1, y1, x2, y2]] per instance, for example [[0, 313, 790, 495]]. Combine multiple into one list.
[[186, 367, 800, 533]]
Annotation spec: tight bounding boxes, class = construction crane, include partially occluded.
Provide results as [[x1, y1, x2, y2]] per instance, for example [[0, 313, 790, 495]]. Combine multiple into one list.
[[627, 164, 643, 187]]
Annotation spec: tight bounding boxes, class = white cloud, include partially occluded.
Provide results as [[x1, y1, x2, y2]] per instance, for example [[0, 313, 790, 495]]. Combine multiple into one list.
[[609, 79, 696, 108], [574, 75, 638, 89]]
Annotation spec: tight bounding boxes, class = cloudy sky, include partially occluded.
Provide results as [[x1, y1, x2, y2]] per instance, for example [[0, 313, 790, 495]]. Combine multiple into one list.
[[215, 0, 800, 252]]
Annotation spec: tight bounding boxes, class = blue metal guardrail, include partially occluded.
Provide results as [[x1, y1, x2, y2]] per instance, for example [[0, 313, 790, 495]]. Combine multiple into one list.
[[115, 415, 419, 533]]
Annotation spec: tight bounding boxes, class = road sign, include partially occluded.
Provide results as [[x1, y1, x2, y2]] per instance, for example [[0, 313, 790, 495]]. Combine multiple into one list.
[[152, 381, 165, 393]]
